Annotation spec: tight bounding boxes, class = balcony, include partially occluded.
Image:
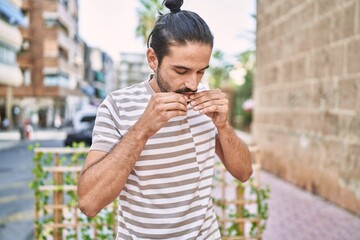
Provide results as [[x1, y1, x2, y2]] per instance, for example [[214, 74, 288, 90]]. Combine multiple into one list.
[[0, 19, 23, 49], [0, 63, 23, 86], [19, 27, 31, 39], [57, 2, 75, 35], [22, 0, 30, 10], [17, 50, 32, 68], [57, 29, 74, 52], [59, 57, 77, 75], [43, 1, 75, 37], [43, 0, 57, 12]]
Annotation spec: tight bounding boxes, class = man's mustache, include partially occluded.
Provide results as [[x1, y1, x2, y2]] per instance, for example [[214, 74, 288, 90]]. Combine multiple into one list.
[[175, 88, 197, 94]]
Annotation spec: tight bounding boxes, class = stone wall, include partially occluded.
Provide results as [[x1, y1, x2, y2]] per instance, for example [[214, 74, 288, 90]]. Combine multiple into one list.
[[253, 0, 360, 214]]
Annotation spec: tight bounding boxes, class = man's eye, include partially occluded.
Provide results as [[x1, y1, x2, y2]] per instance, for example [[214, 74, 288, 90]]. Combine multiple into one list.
[[176, 71, 187, 75]]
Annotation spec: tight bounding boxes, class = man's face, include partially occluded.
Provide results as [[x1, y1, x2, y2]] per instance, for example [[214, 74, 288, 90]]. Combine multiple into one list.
[[150, 42, 212, 94]]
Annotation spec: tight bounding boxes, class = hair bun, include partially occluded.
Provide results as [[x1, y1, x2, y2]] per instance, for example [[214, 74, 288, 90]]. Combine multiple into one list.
[[163, 0, 183, 13]]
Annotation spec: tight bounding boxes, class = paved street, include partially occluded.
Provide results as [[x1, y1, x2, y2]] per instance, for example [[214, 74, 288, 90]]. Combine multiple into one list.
[[262, 171, 360, 240], [0, 130, 65, 240], [0, 130, 359, 240]]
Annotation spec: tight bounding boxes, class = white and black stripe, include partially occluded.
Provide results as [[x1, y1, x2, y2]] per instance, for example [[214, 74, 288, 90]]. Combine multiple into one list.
[[91, 80, 221, 239]]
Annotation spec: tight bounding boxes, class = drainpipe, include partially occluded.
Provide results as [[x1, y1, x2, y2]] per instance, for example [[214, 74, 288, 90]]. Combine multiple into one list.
[[5, 86, 13, 129]]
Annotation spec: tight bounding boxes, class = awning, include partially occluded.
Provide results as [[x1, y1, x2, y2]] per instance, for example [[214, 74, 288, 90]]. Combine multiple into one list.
[[0, 63, 23, 87], [0, 0, 28, 27], [0, 18, 22, 49]]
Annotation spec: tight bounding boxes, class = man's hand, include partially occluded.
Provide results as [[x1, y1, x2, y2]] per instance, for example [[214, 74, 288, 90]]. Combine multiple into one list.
[[136, 92, 188, 138], [189, 89, 229, 128]]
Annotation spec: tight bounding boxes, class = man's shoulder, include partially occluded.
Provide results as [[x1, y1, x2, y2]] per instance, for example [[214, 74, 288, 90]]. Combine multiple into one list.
[[107, 81, 150, 101], [108, 81, 150, 99]]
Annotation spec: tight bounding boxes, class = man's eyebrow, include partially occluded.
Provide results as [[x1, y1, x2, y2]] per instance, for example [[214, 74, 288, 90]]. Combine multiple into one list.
[[173, 65, 209, 71]]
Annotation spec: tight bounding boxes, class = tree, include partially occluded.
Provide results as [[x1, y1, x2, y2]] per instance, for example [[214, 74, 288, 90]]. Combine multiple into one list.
[[136, 0, 165, 44], [208, 50, 233, 89]]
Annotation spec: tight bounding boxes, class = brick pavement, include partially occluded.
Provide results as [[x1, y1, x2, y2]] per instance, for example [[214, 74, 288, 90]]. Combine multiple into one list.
[[261, 171, 360, 240]]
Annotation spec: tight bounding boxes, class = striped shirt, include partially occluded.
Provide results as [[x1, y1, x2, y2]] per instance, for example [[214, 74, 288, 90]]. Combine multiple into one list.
[[90, 79, 221, 240]]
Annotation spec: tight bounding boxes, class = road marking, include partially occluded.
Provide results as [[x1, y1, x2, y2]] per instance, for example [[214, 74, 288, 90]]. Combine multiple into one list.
[[0, 192, 33, 204], [0, 209, 33, 225], [0, 181, 28, 191]]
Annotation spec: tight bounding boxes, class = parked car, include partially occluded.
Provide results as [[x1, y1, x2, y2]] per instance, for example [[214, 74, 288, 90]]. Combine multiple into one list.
[[64, 122, 94, 147], [64, 106, 97, 146], [72, 106, 97, 132]]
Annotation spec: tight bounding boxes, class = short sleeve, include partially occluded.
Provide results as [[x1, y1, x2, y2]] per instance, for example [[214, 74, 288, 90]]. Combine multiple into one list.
[[90, 95, 122, 152]]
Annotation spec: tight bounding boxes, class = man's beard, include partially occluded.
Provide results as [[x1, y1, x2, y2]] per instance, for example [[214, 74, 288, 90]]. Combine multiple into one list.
[[156, 68, 197, 94]]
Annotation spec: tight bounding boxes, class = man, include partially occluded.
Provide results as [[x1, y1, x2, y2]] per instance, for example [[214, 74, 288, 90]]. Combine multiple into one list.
[[78, 0, 253, 239]]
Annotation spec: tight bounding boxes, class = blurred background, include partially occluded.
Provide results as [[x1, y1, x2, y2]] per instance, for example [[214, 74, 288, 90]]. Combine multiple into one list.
[[0, 0, 359, 239]]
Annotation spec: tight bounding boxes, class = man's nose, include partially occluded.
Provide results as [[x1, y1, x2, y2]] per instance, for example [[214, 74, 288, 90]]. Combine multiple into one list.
[[185, 75, 199, 92]]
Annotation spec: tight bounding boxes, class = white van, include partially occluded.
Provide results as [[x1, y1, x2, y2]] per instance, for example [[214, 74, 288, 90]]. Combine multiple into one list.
[[73, 106, 98, 132]]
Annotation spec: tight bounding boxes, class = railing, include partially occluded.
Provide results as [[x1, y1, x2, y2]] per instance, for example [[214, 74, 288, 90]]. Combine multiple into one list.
[[213, 145, 268, 239], [31, 147, 117, 240], [31, 145, 268, 239]]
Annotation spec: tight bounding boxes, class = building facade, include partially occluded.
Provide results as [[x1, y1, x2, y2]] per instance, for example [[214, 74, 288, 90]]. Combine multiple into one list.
[[83, 45, 115, 105], [0, 0, 86, 129], [254, 0, 360, 214], [0, 0, 27, 129], [117, 52, 151, 89]]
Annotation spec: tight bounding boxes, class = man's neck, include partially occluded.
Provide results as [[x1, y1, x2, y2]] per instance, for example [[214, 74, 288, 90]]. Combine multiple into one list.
[[148, 74, 161, 93]]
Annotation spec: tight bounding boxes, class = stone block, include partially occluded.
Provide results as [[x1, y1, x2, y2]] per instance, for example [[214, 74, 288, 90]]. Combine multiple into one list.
[[358, 0, 360, 33], [329, 44, 345, 77], [338, 77, 359, 110], [347, 38, 360, 74], [298, 1, 315, 25], [284, 84, 312, 109], [323, 139, 346, 171], [322, 111, 339, 136], [308, 49, 327, 78], [341, 143, 360, 181], [295, 27, 311, 53], [268, 65, 279, 85], [333, 3, 356, 41], [308, 46, 343, 78], [312, 15, 333, 49], [338, 113, 360, 140], [292, 56, 307, 82], [317, 0, 337, 16]]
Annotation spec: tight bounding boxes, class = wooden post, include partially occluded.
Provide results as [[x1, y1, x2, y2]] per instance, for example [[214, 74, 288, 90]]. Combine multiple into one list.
[[74, 156, 79, 240], [113, 201, 117, 237], [34, 151, 39, 240], [221, 167, 226, 234], [53, 153, 63, 240], [236, 184, 245, 236]]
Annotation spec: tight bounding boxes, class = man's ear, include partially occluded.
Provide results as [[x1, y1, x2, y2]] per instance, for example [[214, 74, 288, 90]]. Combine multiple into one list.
[[146, 48, 158, 71]]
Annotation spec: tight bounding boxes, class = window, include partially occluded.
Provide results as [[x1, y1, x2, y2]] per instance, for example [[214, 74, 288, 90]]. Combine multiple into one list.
[[58, 0, 68, 8], [22, 68, 31, 86], [44, 72, 69, 87], [44, 18, 57, 27], [0, 42, 17, 65], [59, 46, 68, 60], [43, 18, 69, 35], [20, 39, 30, 51]]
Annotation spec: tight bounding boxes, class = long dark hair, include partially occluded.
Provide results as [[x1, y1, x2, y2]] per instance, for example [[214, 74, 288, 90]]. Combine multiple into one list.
[[147, 0, 214, 65]]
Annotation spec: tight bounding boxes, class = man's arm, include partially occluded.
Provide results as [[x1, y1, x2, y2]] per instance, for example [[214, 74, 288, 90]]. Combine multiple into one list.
[[77, 124, 148, 217], [215, 122, 253, 182], [77, 93, 188, 217], [189, 89, 253, 182]]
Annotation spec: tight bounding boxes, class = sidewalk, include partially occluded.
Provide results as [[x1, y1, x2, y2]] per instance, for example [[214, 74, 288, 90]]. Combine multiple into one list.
[[235, 130, 360, 239], [261, 170, 360, 240], [1, 130, 359, 239], [0, 129, 66, 151]]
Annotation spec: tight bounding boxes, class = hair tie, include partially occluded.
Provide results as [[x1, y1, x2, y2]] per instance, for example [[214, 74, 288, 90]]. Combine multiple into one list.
[[171, 7, 181, 13]]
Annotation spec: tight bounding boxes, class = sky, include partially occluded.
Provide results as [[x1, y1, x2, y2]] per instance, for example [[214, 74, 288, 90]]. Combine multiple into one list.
[[78, 0, 256, 62]]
